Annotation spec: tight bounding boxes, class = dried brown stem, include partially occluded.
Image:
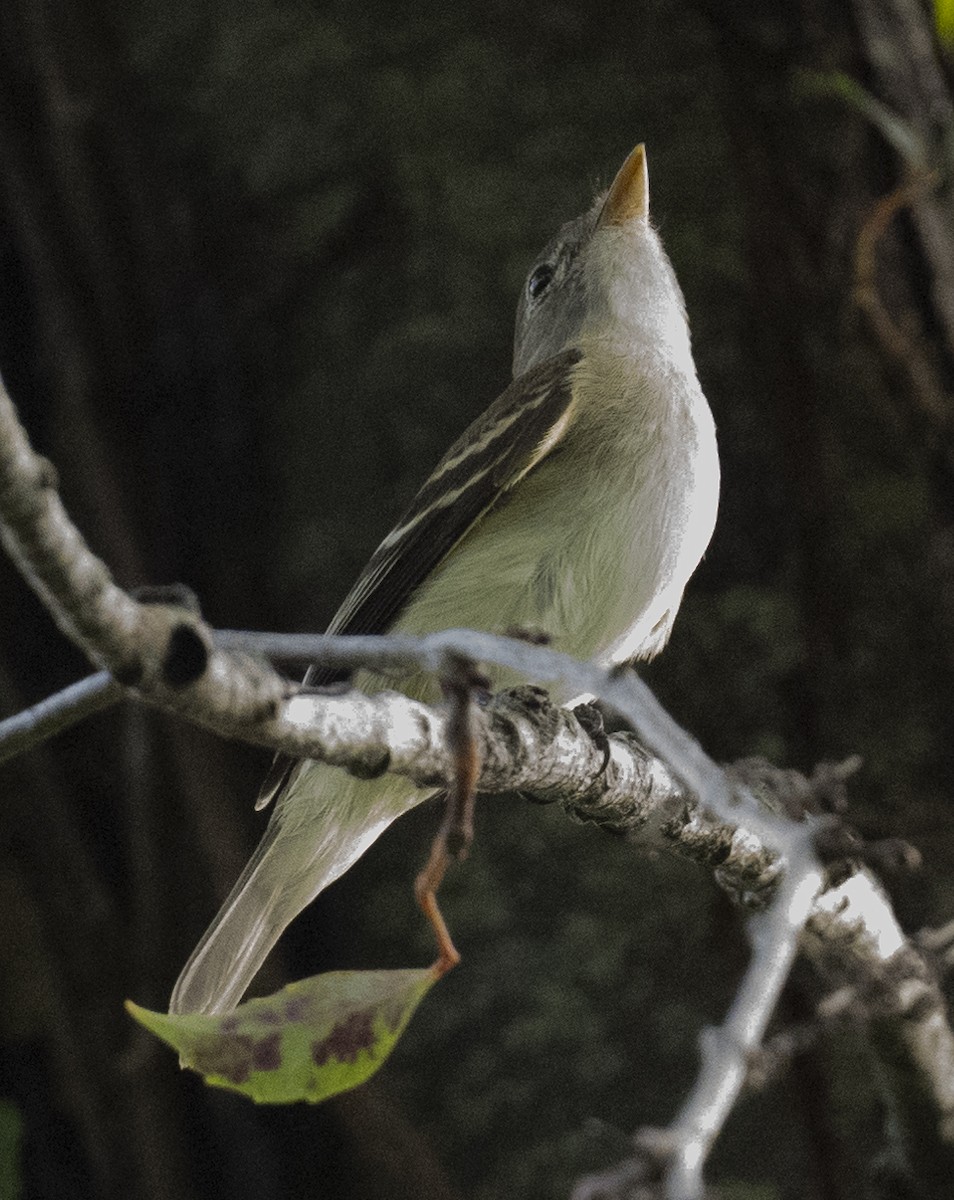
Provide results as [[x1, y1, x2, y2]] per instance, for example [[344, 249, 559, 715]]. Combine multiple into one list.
[[853, 170, 951, 429]]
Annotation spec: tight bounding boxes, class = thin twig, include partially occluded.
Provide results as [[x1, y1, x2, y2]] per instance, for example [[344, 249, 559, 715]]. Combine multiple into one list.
[[853, 170, 950, 429], [663, 831, 825, 1199], [413, 652, 487, 974], [0, 670, 121, 764]]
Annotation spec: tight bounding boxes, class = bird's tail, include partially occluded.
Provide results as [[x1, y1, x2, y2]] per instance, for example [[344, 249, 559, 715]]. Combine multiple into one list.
[[169, 821, 300, 1015], [169, 764, 426, 1015]]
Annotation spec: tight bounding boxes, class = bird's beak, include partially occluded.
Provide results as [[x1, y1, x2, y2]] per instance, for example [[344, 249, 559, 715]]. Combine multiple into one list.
[[597, 144, 649, 227]]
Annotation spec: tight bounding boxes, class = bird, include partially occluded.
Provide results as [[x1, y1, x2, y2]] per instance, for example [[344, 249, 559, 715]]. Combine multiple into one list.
[[170, 144, 720, 1015]]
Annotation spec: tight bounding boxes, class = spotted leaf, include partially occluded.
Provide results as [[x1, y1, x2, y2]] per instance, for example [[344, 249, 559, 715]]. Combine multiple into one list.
[[127, 967, 440, 1104]]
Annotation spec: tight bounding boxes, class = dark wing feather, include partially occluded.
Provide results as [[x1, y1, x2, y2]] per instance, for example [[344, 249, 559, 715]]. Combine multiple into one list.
[[325, 347, 582, 642], [256, 347, 583, 807]]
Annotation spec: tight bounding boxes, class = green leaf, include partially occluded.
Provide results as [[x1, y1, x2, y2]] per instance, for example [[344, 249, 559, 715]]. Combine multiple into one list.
[[797, 70, 927, 168], [938, 0, 954, 45], [127, 966, 440, 1104], [0, 1099, 23, 1200]]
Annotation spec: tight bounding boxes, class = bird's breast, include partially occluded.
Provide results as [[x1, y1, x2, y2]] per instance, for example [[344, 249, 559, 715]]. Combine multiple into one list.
[[393, 358, 717, 683]]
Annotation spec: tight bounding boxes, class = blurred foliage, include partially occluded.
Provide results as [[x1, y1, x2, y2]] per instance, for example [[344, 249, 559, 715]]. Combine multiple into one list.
[[937, 0, 954, 45], [0, 1098, 23, 1200], [1, 0, 954, 1198]]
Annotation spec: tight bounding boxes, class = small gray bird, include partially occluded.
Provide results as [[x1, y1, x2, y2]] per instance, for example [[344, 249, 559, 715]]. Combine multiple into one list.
[[170, 145, 720, 1015]]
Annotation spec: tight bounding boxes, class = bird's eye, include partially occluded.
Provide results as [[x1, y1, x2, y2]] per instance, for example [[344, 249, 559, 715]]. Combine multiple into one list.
[[527, 263, 555, 299]]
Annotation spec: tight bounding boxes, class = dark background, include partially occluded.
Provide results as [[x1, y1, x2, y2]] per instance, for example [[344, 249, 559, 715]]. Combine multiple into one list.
[[1, 1, 953, 1197]]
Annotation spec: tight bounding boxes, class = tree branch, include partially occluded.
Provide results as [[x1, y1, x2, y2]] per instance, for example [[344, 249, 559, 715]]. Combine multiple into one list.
[[0, 669, 120, 764], [2, 368, 952, 1195]]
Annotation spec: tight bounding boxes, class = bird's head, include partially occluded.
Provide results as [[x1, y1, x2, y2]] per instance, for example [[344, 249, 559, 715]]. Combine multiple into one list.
[[512, 144, 691, 377]]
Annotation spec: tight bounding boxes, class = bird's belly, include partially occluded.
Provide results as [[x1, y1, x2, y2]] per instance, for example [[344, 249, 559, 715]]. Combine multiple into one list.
[[388, 459, 686, 690]]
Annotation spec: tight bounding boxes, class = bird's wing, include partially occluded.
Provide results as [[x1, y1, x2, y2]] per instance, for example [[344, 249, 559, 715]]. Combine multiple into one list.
[[256, 346, 583, 808], [326, 346, 583, 642]]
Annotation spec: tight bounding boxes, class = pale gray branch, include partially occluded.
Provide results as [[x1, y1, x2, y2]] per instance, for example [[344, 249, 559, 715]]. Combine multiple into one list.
[[0, 669, 120, 764], [1, 371, 952, 1196], [663, 831, 825, 1200]]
